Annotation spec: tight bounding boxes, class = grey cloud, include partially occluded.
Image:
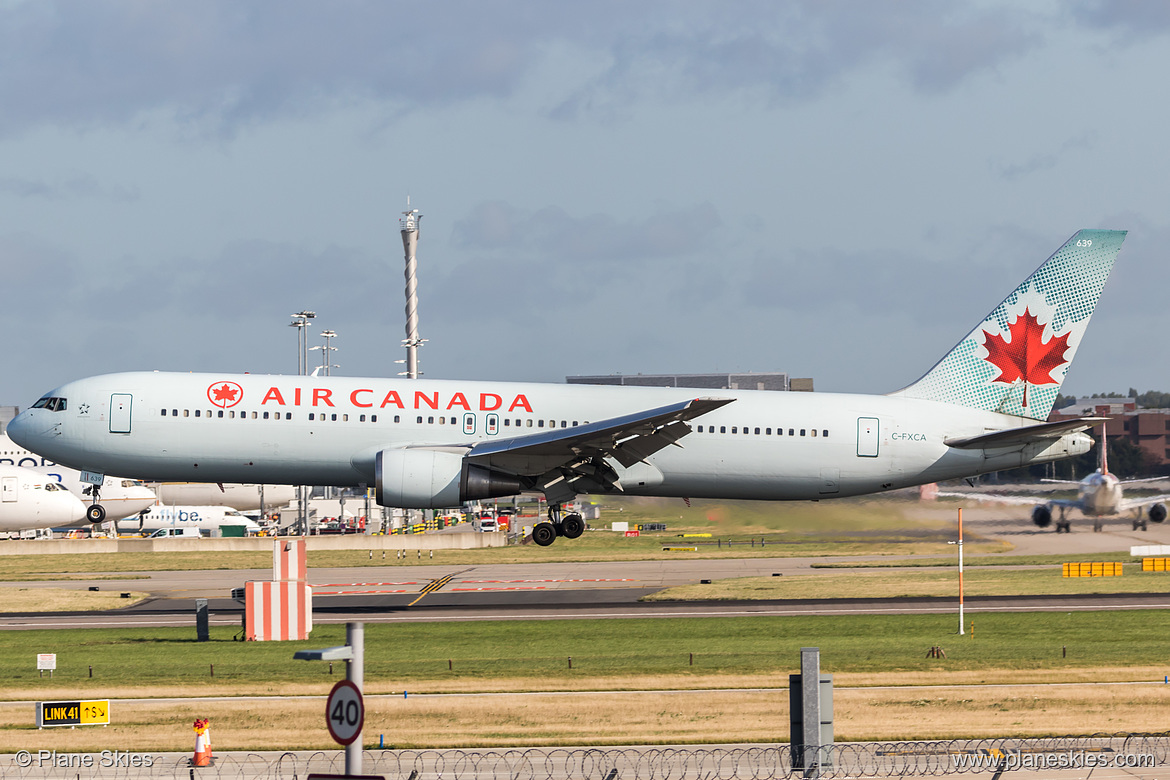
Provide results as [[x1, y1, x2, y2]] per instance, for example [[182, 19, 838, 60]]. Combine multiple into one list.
[[451, 200, 723, 263], [0, 174, 138, 202], [554, 2, 1042, 118], [1070, 1, 1170, 38], [1, 1, 1049, 136], [992, 133, 1098, 181]]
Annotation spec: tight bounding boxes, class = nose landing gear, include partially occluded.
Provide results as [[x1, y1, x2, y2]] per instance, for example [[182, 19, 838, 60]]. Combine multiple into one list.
[[82, 484, 106, 524]]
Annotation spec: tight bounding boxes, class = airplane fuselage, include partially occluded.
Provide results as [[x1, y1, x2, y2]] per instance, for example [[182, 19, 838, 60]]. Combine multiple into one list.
[[8, 371, 1090, 505], [1077, 471, 1123, 517]]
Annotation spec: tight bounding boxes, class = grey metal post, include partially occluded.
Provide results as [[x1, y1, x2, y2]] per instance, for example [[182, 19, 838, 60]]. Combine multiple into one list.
[[346, 622, 364, 775], [195, 598, 209, 642], [800, 647, 821, 778]]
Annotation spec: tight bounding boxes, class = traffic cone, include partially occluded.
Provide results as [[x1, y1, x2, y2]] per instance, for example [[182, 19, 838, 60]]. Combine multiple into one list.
[[204, 723, 212, 759], [192, 718, 210, 767]]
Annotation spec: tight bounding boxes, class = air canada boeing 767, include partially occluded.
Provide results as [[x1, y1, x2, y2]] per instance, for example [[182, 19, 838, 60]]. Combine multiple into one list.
[[8, 230, 1126, 545]]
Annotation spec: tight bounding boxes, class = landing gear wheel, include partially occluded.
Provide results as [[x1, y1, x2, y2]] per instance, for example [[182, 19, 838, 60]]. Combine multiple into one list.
[[1056, 519, 1071, 533], [561, 513, 585, 539], [86, 504, 106, 524], [531, 522, 557, 547], [1140, 519, 1149, 531], [1093, 519, 1103, 532]]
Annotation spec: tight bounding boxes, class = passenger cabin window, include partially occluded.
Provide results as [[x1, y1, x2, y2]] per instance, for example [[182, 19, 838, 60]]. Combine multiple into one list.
[[823, 430, 828, 437], [800, 429, 806, 436]]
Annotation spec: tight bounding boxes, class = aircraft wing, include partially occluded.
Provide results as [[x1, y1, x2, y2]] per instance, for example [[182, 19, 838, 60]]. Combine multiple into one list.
[[935, 490, 1067, 507], [465, 397, 734, 501], [944, 417, 1106, 449], [1119, 495, 1170, 512]]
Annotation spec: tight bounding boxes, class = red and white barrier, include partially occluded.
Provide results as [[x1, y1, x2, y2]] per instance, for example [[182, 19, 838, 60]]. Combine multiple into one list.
[[274, 539, 307, 582], [244, 539, 312, 641], [244, 580, 313, 641]]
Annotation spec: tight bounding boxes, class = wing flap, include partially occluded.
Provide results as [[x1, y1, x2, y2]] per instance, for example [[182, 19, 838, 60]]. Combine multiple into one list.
[[467, 397, 733, 476]]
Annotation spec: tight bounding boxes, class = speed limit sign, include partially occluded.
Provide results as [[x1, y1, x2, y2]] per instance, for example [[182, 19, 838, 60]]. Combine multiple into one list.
[[325, 679, 364, 745]]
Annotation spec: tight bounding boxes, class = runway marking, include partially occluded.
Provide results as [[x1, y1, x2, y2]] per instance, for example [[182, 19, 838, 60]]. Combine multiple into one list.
[[456, 578, 636, 584], [452, 586, 548, 592], [312, 582, 421, 587], [312, 589, 409, 595], [407, 573, 456, 606]]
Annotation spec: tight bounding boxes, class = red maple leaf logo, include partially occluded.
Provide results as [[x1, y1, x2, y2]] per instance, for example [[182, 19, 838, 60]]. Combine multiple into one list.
[[207, 381, 243, 408], [981, 308, 1071, 407]]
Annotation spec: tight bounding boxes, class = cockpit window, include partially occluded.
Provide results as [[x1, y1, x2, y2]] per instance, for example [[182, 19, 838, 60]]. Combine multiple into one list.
[[31, 397, 67, 412], [32, 397, 51, 409]]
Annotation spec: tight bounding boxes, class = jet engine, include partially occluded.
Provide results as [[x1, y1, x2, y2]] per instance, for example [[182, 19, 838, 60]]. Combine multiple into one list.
[[1150, 503, 1167, 524], [375, 448, 523, 509], [1031, 505, 1052, 528]]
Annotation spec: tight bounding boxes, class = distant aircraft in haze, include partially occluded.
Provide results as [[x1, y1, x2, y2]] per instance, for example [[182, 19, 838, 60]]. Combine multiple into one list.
[[0, 464, 86, 532], [9, 230, 1127, 546], [117, 505, 262, 536], [155, 482, 295, 512], [0, 433, 156, 522], [940, 428, 1170, 532]]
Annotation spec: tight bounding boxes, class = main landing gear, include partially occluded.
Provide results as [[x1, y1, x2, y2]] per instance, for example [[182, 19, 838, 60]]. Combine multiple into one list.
[[531, 504, 586, 547]]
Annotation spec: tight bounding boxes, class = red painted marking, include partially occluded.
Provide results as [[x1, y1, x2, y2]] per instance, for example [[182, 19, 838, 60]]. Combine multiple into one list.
[[312, 582, 420, 587]]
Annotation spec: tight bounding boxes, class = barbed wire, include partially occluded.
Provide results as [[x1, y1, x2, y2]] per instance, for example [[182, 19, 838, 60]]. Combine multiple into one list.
[[3, 733, 1168, 779]]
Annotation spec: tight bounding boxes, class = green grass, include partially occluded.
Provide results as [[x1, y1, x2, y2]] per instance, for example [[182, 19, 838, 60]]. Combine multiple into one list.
[[645, 566, 1170, 601], [811, 551, 1144, 568], [2, 611, 1170, 693]]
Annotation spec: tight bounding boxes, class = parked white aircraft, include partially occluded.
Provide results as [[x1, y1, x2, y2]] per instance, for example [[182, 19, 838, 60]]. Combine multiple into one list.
[[117, 505, 262, 535], [0, 433, 157, 522], [8, 230, 1127, 546], [0, 464, 86, 532], [938, 428, 1170, 532], [155, 482, 296, 512]]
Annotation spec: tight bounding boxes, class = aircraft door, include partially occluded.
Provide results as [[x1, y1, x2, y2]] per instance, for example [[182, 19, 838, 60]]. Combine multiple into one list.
[[857, 417, 879, 457], [486, 413, 499, 435], [1, 476, 16, 502], [463, 413, 476, 435], [110, 394, 133, 434]]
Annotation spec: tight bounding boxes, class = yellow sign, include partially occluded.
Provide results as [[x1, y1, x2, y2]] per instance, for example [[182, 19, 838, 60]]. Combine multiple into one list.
[[37, 700, 109, 728]]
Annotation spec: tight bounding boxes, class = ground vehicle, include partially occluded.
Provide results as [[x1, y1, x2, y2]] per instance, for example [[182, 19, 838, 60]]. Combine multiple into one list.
[[147, 527, 203, 539]]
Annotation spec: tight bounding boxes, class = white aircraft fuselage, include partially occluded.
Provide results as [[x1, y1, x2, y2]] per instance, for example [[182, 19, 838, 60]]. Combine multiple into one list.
[[8, 371, 1088, 502], [0, 433, 157, 521], [0, 464, 86, 531], [4, 228, 1127, 545]]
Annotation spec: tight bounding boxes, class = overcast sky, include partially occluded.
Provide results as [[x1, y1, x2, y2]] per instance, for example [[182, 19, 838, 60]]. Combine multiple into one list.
[[3, 1, 1169, 406]]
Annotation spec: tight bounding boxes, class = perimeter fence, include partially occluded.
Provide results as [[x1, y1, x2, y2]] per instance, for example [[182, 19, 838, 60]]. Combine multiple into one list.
[[4, 733, 1170, 779]]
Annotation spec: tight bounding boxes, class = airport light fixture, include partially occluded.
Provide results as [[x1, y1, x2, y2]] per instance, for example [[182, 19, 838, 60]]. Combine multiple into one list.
[[288, 310, 317, 376], [288, 310, 316, 536], [309, 329, 339, 377]]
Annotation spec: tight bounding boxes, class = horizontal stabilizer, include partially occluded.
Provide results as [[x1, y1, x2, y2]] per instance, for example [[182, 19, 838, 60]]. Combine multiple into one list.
[[944, 417, 1106, 450]]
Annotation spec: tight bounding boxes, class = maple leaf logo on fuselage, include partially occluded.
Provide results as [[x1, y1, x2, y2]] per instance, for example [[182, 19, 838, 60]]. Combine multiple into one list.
[[980, 307, 1071, 408], [207, 381, 244, 409]]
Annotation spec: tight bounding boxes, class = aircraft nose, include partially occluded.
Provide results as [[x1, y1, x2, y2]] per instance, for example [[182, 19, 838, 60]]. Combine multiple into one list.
[[5, 410, 33, 448]]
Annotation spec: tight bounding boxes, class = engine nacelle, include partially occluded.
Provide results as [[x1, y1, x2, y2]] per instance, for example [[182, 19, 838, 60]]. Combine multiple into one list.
[[1150, 503, 1167, 524], [1032, 504, 1052, 528], [375, 448, 523, 509]]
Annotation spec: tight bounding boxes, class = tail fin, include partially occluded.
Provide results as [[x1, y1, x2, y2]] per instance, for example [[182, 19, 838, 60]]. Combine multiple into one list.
[[1099, 426, 1109, 475], [891, 229, 1126, 421]]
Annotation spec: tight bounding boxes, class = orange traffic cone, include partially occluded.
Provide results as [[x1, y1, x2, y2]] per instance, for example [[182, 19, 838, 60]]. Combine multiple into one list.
[[192, 718, 210, 767]]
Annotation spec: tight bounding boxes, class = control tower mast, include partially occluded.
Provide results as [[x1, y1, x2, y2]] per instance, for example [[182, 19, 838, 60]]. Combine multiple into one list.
[[399, 200, 425, 379]]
